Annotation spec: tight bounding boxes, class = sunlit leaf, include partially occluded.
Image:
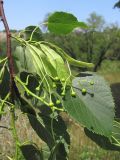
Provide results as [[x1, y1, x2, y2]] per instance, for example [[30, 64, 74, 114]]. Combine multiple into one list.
[[47, 12, 88, 34], [63, 73, 115, 137]]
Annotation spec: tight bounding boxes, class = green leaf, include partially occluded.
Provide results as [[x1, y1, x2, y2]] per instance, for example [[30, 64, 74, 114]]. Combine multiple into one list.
[[13, 46, 28, 73], [0, 67, 9, 99], [63, 73, 115, 137], [14, 42, 72, 93], [20, 144, 43, 160], [40, 113, 70, 145], [13, 46, 38, 74], [0, 60, 7, 84], [84, 120, 120, 151], [48, 142, 60, 160], [0, 57, 8, 65], [28, 114, 55, 149], [14, 45, 54, 91], [47, 12, 88, 34], [14, 93, 36, 116], [24, 26, 43, 41], [84, 127, 120, 151], [39, 112, 70, 160], [15, 43, 57, 81]]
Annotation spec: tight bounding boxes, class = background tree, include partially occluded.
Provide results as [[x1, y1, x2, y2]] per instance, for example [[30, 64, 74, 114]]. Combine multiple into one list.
[[85, 12, 105, 63], [87, 12, 105, 31]]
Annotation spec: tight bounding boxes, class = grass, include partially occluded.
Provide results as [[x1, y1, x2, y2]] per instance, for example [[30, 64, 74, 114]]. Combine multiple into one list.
[[98, 60, 120, 84], [98, 60, 120, 74]]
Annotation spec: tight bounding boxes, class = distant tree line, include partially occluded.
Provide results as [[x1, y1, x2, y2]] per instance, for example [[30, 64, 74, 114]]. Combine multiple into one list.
[[0, 12, 120, 72], [43, 12, 120, 71]]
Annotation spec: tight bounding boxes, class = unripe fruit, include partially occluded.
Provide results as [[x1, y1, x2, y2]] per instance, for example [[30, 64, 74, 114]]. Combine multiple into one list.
[[35, 86, 39, 91], [82, 88, 87, 95], [90, 81, 94, 85], [53, 83, 56, 88], [61, 78, 65, 82], [61, 92, 65, 96], [71, 91, 76, 97], [55, 76, 59, 81], [56, 100, 61, 104], [49, 102, 54, 107], [61, 87, 64, 91]]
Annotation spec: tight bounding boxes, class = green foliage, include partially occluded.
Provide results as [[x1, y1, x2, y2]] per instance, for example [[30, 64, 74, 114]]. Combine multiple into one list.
[[44, 15, 120, 71], [63, 73, 115, 137], [98, 60, 120, 74], [84, 119, 120, 150], [24, 26, 43, 41], [20, 144, 42, 160], [0, 11, 118, 160], [47, 12, 88, 34], [87, 12, 105, 31]]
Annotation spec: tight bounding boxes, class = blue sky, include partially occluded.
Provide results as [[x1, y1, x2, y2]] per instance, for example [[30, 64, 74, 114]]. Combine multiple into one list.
[[0, 0, 120, 30]]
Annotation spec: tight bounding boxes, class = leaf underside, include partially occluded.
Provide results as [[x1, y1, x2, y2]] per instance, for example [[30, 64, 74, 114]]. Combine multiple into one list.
[[63, 73, 115, 137]]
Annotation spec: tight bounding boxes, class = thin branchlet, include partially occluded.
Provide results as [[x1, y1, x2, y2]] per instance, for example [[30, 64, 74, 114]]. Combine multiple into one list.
[[0, 1, 19, 159]]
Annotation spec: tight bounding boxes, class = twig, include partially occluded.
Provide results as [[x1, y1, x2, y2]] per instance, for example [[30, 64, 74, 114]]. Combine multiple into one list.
[[0, 1, 19, 159]]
